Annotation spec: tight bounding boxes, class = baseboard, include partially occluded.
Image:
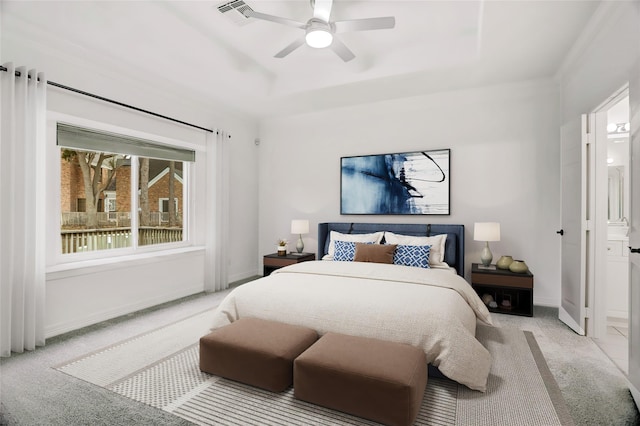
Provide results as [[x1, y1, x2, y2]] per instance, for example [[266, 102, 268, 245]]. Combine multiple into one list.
[[45, 285, 204, 338], [229, 275, 261, 288], [228, 269, 260, 284], [607, 310, 629, 320], [629, 380, 640, 412], [533, 296, 558, 307]]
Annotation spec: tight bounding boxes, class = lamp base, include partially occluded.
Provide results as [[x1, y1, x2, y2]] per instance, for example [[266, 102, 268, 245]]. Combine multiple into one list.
[[480, 243, 493, 267], [296, 235, 304, 253]]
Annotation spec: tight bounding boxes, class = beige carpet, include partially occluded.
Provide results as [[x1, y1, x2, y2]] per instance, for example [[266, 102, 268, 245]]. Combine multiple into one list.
[[55, 311, 574, 425]]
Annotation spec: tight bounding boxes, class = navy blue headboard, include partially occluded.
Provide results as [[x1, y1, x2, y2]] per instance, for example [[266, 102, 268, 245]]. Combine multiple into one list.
[[317, 222, 465, 276]]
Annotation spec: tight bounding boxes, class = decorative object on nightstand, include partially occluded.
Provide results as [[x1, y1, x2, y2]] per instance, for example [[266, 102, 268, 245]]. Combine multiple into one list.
[[509, 259, 529, 274], [277, 239, 287, 256], [474, 222, 500, 267], [496, 255, 514, 270], [291, 219, 309, 254]]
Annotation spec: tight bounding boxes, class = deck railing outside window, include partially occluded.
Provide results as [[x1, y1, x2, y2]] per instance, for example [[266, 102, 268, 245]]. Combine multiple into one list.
[[61, 227, 183, 254]]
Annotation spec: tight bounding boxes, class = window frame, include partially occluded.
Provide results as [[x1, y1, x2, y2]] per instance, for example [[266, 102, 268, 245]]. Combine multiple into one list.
[[48, 113, 199, 267]]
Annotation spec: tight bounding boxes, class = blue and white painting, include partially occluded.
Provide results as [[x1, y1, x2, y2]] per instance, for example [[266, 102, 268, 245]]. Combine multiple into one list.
[[341, 149, 450, 215]]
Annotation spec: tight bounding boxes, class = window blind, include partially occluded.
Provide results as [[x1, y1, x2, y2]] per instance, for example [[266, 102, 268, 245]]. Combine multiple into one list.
[[56, 123, 196, 162]]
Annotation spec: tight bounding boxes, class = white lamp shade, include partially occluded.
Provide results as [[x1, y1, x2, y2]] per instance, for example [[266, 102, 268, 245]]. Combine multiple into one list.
[[474, 222, 500, 242], [291, 219, 309, 235]]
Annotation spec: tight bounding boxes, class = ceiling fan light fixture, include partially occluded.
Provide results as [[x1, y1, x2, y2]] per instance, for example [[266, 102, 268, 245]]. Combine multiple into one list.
[[305, 19, 333, 48], [306, 29, 332, 48], [245, 3, 394, 61]]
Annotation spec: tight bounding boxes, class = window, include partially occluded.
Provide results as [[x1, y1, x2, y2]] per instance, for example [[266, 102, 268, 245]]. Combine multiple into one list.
[[57, 123, 195, 254], [139, 159, 184, 246], [159, 197, 180, 222], [104, 191, 116, 213]]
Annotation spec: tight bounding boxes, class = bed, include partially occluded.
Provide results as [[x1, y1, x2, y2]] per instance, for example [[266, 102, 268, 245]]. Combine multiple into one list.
[[210, 222, 493, 392]]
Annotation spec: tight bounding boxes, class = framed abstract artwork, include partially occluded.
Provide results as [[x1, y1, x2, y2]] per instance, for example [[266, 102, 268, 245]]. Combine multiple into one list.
[[340, 149, 450, 215]]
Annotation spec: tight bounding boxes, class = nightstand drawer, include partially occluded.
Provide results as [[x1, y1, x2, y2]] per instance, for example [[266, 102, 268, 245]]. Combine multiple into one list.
[[471, 273, 533, 289], [263, 253, 315, 276], [264, 257, 299, 268]]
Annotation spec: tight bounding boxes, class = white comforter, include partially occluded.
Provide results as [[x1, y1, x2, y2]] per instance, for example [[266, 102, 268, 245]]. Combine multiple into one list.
[[210, 261, 493, 392]]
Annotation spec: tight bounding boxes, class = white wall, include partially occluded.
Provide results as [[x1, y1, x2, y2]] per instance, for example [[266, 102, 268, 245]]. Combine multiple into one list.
[[558, 2, 639, 122], [2, 13, 261, 337], [45, 250, 206, 337], [258, 79, 561, 307]]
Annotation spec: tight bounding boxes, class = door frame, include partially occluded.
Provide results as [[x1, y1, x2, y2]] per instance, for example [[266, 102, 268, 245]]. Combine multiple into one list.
[[591, 86, 630, 339], [627, 60, 640, 411]]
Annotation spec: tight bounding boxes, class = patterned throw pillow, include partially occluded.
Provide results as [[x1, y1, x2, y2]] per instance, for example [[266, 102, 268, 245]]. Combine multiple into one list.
[[384, 232, 446, 266], [334, 240, 358, 261], [394, 244, 431, 268]]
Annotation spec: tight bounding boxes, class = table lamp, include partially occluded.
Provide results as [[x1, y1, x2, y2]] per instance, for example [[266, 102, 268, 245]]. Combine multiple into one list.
[[291, 219, 309, 253], [474, 222, 500, 267]]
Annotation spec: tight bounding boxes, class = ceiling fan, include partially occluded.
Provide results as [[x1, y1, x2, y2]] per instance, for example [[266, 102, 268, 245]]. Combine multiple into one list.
[[243, 0, 395, 62]]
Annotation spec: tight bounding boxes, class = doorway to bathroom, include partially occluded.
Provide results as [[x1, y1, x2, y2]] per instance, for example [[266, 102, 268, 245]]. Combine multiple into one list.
[[592, 88, 630, 374]]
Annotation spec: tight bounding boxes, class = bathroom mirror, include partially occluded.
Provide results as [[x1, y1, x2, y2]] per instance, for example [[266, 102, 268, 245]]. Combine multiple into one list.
[[608, 165, 624, 221]]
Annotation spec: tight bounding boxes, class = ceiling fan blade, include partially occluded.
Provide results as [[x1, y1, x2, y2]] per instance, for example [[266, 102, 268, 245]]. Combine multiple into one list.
[[313, 0, 333, 22], [274, 37, 306, 58], [330, 37, 355, 62], [244, 10, 306, 29], [333, 16, 396, 33]]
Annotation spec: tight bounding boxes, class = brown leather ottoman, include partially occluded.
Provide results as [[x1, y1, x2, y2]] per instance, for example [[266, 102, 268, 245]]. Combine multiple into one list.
[[294, 332, 427, 426], [200, 317, 318, 392]]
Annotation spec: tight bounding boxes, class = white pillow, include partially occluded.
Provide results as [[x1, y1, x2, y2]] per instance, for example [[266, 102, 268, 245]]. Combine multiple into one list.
[[323, 231, 384, 260], [383, 232, 448, 266]]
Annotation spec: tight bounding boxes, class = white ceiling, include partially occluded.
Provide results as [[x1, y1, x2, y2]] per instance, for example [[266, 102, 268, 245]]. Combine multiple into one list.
[[2, 0, 601, 119]]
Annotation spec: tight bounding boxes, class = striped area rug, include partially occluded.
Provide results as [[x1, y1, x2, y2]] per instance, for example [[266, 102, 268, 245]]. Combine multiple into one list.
[[109, 343, 456, 426], [55, 311, 572, 425]]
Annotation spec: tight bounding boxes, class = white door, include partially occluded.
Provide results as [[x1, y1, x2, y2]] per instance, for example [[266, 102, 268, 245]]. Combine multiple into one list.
[[559, 115, 591, 335], [627, 64, 640, 409]]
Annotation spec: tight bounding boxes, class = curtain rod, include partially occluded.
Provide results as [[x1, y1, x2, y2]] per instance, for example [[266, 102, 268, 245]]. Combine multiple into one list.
[[0, 65, 222, 135]]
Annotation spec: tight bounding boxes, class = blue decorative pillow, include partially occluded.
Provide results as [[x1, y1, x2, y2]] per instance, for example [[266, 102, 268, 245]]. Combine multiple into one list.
[[394, 244, 431, 268], [333, 240, 358, 261], [334, 240, 375, 261]]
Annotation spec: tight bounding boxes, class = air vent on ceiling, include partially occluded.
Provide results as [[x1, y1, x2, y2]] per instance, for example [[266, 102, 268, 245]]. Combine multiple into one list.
[[217, 0, 255, 26]]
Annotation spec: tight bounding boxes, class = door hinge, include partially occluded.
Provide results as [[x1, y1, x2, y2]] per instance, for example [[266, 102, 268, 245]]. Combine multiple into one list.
[[584, 115, 594, 143], [584, 220, 592, 231], [584, 130, 595, 145], [584, 114, 590, 133], [585, 307, 592, 319]]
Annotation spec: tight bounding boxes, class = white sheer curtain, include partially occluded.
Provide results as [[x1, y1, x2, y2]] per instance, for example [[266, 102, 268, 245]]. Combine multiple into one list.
[[0, 63, 47, 357], [205, 129, 230, 292]]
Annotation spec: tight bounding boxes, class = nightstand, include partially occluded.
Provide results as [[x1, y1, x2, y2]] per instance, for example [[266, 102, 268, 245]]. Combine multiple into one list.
[[263, 253, 315, 276], [471, 263, 534, 317]]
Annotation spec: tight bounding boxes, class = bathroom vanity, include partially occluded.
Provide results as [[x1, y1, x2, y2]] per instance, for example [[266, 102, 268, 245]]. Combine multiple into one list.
[[607, 225, 629, 319]]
